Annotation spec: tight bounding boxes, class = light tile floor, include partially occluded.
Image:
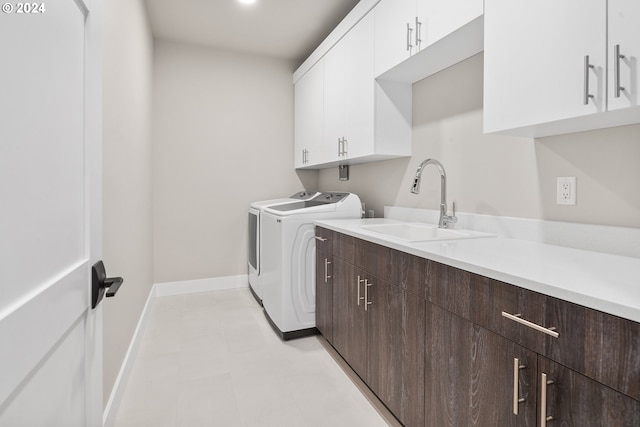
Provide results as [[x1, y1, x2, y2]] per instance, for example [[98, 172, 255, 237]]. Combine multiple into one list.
[[113, 288, 396, 427]]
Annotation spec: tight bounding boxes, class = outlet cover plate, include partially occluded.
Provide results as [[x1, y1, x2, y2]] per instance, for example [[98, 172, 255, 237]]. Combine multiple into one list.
[[557, 177, 577, 205]]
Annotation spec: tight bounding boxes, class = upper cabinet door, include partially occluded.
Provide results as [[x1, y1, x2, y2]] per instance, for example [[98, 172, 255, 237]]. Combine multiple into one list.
[[343, 11, 375, 160], [484, 0, 606, 136], [416, 0, 483, 49], [324, 11, 375, 162], [294, 60, 324, 168], [608, 0, 640, 111], [374, 0, 416, 77], [323, 36, 346, 160]]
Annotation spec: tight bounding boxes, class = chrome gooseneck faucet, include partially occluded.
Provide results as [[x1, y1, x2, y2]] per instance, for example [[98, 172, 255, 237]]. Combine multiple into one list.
[[410, 159, 457, 229]]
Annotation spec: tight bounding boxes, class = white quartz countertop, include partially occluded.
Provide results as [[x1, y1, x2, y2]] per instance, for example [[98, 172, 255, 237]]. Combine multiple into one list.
[[315, 218, 640, 324]]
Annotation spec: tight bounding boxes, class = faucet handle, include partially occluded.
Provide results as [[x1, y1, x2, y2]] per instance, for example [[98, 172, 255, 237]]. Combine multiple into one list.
[[445, 202, 458, 227]]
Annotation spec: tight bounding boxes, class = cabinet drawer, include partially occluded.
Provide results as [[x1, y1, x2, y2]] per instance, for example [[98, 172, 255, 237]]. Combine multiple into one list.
[[355, 238, 430, 299], [315, 226, 334, 254], [543, 299, 640, 402], [333, 231, 356, 264], [429, 262, 640, 401], [483, 283, 640, 402]]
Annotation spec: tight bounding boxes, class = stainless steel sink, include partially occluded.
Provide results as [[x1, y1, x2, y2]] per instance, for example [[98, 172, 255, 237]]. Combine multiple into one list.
[[360, 222, 494, 242]]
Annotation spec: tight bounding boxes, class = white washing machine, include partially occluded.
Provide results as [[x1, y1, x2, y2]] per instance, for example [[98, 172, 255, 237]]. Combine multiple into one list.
[[248, 191, 318, 304], [261, 192, 362, 340]]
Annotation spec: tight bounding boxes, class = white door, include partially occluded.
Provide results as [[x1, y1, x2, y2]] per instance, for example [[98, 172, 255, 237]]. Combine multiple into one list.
[[0, 0, 103, 426]]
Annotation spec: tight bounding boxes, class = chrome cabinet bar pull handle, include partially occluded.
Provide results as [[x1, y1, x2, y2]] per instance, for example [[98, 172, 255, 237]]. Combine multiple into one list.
[[342, 138, 347, 157], [324, 258, 331, 283], [406, 23, 413, 52], [314, 236, 327, 242], [584, 55, 595, 105], [364, 279, 373, 311], [415, 17, 422, 47], [501, 312, 559, 338], [614, 44, 625, 98], [540, 373, 554, 427], [513, 358, 526, 415], [338, 138, 342, 157], [357, 275, 365, 306]]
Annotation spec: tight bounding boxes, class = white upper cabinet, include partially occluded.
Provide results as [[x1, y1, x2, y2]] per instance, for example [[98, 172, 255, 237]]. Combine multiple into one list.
[[324, 11, 375, 162], [295, 9, 411, 170], [608, 0, 640, 112], [484, 0, 640, 137], [294, 59, 325, 169], [373, 0, 416, 77], [416, 0, 484, 53], [374, 0, 483, 78]]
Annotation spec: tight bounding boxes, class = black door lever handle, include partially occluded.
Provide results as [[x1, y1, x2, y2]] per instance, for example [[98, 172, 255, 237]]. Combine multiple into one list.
[[92, 260, 124, 309], [104, 276, 123, 298]]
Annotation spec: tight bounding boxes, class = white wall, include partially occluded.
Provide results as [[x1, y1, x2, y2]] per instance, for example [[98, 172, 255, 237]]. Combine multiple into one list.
[[103, 0, 154, 404], [153, 41, 317, 283], [319, 53, 640, 229]]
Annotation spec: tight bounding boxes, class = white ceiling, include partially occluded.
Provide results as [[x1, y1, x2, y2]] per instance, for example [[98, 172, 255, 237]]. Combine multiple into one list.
[[144, 0, 361, 62]]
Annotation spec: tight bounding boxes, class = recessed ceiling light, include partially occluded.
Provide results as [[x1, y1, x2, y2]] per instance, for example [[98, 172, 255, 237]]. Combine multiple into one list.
[[238, 0, 257, 5]]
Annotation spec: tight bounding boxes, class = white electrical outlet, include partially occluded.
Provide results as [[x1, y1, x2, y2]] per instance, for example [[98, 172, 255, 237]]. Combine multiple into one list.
[[557, 177, 577, 205]]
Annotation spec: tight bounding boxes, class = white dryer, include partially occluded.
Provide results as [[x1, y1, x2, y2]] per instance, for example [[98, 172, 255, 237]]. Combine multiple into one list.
[[248, 191, 318, 304], [261, 192, 362, 340]]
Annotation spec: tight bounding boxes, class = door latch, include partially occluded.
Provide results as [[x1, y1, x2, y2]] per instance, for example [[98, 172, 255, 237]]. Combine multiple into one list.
[[91, 260, 123, 309]]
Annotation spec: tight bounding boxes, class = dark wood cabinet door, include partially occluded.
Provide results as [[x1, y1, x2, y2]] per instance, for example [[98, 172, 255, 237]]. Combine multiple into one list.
[[368, 277, 426, 427], [538, 356, 640, 427], [331, 257, 367, 380], [426, 303, 537, 427], [315, 249, 332, 342]]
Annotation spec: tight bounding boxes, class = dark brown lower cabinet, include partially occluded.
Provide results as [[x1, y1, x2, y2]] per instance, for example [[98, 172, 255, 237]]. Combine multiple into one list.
[[331, 257, 367, 380], [331, 255, 426, 426], [426, 302, 640, 427], [368, 276, 426, 427], [318, 230, 640, 426], [426, 303, 537, 426], [315, 248, 332, 342]]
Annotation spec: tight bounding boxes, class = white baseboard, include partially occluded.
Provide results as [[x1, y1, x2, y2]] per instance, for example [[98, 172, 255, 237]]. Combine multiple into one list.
[[153, 274, 248, 297], [102, 274, 248, 425], [102, 286, 156, 427]]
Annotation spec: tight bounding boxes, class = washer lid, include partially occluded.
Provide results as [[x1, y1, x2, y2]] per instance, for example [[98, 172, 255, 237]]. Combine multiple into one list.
[[264, 192, 357, 215], [268, 200, 329, 212]]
